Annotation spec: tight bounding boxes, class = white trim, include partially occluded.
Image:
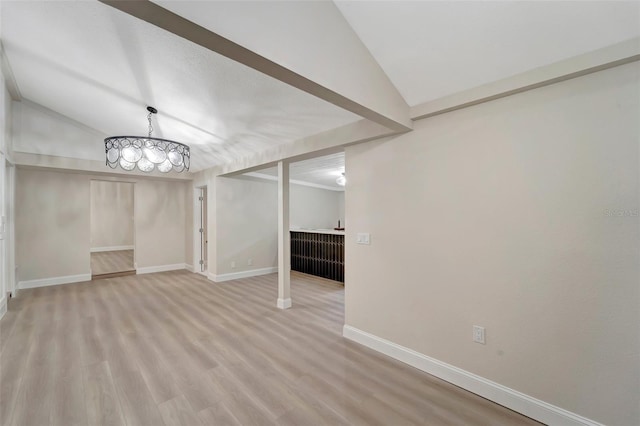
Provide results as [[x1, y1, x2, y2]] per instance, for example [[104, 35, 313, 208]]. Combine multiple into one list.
[[411, 38, 640, 121], [136, 263, 186, 275], [342, 325, 604, 426], [0, 296, 7, 321], [276, 298, 292, 309], [19, 273, 92, 289], [185, 264, 195, 273], [11, 267, 19, 298], [291, 229, 345, 236], [0, 41, 22, 101], [13, 152, 194, 181], [245, 172, 344, 192], [102, 1, 412, 132], [193, 186, 203, 275], [90, 245, 134, 253], [209, 266, 278, 283]]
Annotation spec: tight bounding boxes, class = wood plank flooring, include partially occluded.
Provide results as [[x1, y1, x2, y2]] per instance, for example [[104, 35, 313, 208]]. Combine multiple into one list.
[[91, 250, 135, 276], [0, 271, 541, 426]]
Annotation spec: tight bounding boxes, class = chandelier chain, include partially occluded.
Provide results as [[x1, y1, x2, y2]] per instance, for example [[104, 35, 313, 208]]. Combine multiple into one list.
[[147, 111, 153, 138]]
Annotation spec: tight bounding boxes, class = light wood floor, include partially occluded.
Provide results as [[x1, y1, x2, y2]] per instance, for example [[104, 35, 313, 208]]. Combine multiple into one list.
[[0, 271, 540, 426], [91, 250, 135, 276]]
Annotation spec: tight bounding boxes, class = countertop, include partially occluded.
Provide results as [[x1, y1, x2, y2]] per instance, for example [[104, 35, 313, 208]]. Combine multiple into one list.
[[290, 228, 345, 235]]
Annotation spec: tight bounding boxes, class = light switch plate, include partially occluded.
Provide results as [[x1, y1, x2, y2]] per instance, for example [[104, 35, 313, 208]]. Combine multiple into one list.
[[356, 233, 370, 245]]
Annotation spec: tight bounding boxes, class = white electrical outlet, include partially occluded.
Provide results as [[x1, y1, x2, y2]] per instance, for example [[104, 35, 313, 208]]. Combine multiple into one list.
[[473, 326, 486, 344], [247, 258, 253, 266], [231, 261, 236, 269]]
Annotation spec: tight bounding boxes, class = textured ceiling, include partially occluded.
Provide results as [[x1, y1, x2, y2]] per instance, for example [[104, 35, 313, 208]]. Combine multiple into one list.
[[2, 1, 638, 174], [255, 152, 345, 191], [0, 1, 360, 171], [335, 1, 640, 106]]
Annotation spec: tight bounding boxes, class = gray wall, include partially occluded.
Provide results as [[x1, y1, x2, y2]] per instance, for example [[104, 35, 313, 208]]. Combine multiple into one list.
[[215, 176, 278, 275], [134, 178, 189, 269], [16, 169, 90, 280], [16, 169, 191, 281], [213, 177, 346, 277], [290, 184, 344, 230], [90, 180, 134, 249], [345, 62, 639, 426]]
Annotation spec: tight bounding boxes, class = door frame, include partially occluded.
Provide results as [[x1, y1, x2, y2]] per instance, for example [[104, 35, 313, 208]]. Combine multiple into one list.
[[89, 179, 136, 276], [193, 185, 208, 276]]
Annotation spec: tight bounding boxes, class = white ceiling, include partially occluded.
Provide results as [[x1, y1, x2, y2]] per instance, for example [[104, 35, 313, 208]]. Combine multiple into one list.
[[335, 1, 640, 106], [253, 152, 345, 191], [1, 1, 638, 175], [0, 1, 359, 171]]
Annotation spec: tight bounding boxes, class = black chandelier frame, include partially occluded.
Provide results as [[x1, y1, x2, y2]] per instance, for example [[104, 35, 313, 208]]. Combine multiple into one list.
[[104, 136, 190, 173], [104, 106, 191, 173]]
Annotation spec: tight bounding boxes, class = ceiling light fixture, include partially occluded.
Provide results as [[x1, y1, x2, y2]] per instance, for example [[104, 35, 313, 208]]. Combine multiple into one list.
[[104, 106, 190, 173], [336, 172, 346, 186]]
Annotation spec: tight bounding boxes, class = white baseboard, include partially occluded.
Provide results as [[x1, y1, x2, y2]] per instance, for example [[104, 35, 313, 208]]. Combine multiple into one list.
[[136, 263, 186, 275], [277, 298, 292, 309], [210, 266, 278, 283], [185, 264, 195, 273], [19, 273, 92, 290], [342, 325, 604, 426], [0, 296, 6, 321], [90, 245, 134, 253]]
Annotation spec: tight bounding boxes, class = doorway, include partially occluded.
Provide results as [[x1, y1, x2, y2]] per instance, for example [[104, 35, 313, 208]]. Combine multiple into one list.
[[90, 180, 135, 279]]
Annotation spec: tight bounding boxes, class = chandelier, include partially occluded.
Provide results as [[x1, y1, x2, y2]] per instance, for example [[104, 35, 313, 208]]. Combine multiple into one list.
[[105, 106, 190, 173]]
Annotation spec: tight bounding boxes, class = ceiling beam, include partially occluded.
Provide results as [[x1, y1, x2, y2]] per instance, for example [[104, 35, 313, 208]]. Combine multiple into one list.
[[215, 118, 400, 177], [0, 41, 22, 101], [98, 0, 412, 132], [13, 152, 193, 181], [411, 37, 640, 121]]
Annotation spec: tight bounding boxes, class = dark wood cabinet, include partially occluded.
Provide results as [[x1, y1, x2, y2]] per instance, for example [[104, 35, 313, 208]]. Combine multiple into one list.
[[290, 231, 344, 283]]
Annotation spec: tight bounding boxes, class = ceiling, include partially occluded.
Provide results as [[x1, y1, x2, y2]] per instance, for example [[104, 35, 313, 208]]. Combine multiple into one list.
[[252, 152, 345, 191], [335, 1, 640, 106], [0, 1, 359, 171], [1, 1, 639, 174]]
